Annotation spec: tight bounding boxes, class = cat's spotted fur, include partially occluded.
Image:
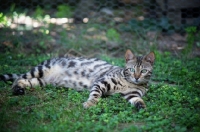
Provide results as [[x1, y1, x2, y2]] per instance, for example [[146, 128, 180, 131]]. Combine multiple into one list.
[[0, 50, 155, 110]]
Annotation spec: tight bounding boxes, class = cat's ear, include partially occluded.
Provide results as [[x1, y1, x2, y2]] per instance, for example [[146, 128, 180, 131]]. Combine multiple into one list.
[[125, 49, 135, 62], [144, 52, 155, 65]]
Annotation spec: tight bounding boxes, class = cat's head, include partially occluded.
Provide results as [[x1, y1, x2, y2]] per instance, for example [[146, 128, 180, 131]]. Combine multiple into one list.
[[124, 50, 155, 85]]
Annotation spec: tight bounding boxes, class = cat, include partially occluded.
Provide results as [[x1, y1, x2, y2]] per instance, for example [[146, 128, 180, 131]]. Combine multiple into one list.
[[0, 50, 155, 110]]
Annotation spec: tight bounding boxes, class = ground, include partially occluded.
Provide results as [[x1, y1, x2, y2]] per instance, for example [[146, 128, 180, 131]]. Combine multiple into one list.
[[0, 9, 200, 132], [0, 43, 200, 131]]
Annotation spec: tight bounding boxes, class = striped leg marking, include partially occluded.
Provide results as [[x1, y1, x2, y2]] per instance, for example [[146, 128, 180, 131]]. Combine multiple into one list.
[[12, 78, 45, 95], [122, 91, 146, 110], [83, 85, 103, 108]]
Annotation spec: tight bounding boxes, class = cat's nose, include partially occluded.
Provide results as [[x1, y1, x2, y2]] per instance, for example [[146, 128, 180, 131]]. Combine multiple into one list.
[[135, 77, 139, 81]]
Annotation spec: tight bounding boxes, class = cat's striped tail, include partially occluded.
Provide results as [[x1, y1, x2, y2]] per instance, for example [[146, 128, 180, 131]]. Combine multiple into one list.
[[0, 74, 21, 82]]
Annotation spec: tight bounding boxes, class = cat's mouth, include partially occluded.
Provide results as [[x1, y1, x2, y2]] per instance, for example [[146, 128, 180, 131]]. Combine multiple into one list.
[[133, 80, 140, 84], [129, 78, 141, 84]]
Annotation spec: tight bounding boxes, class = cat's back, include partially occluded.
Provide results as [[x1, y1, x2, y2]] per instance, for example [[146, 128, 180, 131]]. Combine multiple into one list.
[[48, 57, 113, 70]]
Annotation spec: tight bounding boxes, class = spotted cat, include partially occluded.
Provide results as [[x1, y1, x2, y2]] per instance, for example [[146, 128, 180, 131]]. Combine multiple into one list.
[[0, 50, 155, 110]]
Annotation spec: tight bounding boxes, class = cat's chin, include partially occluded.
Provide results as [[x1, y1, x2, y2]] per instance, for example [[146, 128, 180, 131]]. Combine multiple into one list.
[[130, 79, 145, 85], [129, 79, 141, 85], [133, 81, 141, 85]]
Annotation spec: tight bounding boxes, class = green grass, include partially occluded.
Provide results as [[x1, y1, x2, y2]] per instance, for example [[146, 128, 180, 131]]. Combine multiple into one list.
[[1, 4, 200, 132], [0, 52, 200, 132]]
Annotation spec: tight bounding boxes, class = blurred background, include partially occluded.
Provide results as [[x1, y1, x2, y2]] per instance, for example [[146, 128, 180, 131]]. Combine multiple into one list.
[[0, 0, 200, 57]]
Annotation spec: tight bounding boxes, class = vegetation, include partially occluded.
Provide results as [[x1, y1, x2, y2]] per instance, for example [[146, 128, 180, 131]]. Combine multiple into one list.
[[56, 4, 73, 18], [182, 26, 197, 55], [0, 51, 200, 132], [0, 4, 200, 132], [0, 13, 8, 26]]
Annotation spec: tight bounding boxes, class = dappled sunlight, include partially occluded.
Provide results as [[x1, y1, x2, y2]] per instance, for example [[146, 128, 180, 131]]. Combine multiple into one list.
[[6, 13, 76, 31], [50, 18, 74, 25], [83, 18, 89, 23]]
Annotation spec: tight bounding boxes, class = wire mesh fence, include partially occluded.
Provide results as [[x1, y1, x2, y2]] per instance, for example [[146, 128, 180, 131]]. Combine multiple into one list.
[[0, 0, 200, 56]]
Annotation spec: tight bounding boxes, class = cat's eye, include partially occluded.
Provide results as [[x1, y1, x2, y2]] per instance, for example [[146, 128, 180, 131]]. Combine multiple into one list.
[[129, 68, 135, 72], [141, 69, 148, 73]]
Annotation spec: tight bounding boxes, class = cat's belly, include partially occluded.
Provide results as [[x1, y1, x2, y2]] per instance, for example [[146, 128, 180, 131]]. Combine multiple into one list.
[[61, 76, 93, 91], [43, 65, 94, 90], [44, 75, 94, 91]]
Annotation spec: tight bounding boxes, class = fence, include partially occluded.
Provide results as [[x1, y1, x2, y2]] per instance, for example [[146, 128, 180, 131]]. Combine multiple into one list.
[[0, 0, 200, 56]]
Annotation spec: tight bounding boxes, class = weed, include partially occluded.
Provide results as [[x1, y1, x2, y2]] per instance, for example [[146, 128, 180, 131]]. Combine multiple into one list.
[[106, 28, 120, 42], [0, 13, 9, 27], [56, 4, 73, 18], [182, 26, 197, 55], [0, 5, 199, 131], [0, 52, 200, 132], [33, 6, 45, 20]]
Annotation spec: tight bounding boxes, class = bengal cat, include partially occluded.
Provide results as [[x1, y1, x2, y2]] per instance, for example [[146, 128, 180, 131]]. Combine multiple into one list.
[[0, 50, 155, 110]]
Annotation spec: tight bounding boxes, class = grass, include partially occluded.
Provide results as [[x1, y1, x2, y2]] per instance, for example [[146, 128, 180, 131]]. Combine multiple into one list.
[[0, 5, 200, 132], [0, 51, 200, 132]]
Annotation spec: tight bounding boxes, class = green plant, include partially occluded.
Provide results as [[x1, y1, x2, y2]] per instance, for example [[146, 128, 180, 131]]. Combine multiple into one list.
[[0, 13, 9, 27], [33, 6, 45, 20], [182, 26, 197, 55], [106, 28, 120, 42], [0, 51, 200, 132], [1, 4, 200, 131], [56, 4, 73, 18]]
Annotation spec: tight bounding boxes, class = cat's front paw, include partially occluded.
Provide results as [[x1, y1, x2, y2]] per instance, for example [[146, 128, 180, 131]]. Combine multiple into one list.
[[83, 100, 96, 109]]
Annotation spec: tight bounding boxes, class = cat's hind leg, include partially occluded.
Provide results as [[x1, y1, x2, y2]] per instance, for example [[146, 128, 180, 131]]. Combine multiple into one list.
[[12, 65, 49, 95], [12, 78, 45, 95]]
